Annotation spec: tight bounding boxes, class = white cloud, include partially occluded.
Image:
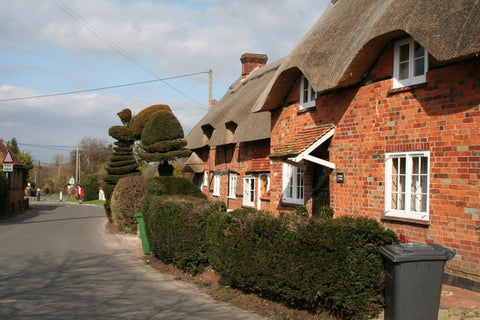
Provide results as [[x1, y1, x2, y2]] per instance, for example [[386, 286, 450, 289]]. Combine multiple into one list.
[[0, 0, 330, 162]]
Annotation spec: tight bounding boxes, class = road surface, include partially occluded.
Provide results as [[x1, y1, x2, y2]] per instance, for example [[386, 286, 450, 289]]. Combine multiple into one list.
[[0, 202, 265, 319]]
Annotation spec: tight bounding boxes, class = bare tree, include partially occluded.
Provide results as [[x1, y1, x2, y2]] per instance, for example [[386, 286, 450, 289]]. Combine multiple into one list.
[[70, 137, 111, 177]]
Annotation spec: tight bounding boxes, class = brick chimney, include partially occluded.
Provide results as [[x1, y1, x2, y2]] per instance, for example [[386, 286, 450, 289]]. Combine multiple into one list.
[[240, 53, 268, 79]]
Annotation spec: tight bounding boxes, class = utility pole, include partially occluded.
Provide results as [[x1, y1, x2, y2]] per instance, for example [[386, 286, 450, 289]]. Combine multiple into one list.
[[208, 69, 212, 110], [75, 142, 79, 185]]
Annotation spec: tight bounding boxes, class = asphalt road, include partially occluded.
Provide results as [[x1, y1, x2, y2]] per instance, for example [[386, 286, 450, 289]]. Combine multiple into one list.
[[0, 202, 265, 319]]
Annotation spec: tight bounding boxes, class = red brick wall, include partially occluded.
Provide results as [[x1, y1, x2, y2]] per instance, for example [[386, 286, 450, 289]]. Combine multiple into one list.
[[201, 139, 271, 212], [269, 46, 480, 281]]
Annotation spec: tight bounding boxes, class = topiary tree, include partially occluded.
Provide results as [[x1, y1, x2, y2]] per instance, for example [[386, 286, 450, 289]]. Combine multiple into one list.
[[103, 108, 140, 221], [137, 110, 191, 176], [130, 104, 171, 139]]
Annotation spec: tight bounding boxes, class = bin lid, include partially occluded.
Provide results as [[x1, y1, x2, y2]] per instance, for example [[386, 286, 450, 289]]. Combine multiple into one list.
[[381, 243, 456, 263]]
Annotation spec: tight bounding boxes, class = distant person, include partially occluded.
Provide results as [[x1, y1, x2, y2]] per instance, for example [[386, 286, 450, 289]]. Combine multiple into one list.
[[76, 185, 85, 204]]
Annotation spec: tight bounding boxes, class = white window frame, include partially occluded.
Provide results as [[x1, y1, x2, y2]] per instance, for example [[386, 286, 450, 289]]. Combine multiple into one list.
[[384, 151, 430, 222], [299, 74, 316, 109], [212, 173, 221, 196], [228, 173, 238, 199], [243, 176, 256, 207], [282, 163, 304, 205], [393, 38, 428, 89], [203, 170, 209, 188]]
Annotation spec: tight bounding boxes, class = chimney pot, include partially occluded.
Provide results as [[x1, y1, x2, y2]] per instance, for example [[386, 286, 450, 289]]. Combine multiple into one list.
[[240, 53, 268, 79]]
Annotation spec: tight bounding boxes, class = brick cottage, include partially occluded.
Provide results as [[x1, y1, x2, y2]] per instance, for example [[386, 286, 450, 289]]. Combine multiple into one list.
[[186, 0, 480, 289]]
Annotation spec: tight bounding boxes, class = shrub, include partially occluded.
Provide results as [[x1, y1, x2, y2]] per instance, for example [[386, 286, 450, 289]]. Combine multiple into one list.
[[130, 104, 172, 139], [80, 174, 99, 201], [205, 210, 398, 319], [143, 195, 225, 275], [111, 175, 147, 233], [147, 176, 206, 199]]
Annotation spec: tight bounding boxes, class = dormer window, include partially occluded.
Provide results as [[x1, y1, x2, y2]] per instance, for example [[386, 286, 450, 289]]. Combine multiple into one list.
[[225, 121, 238, 144], [201, 124, 214, 145], [393, 38, 428, 89], [300, 74, 316, 109]]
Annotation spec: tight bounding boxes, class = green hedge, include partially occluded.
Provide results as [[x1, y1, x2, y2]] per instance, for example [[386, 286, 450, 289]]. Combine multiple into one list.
[[111, 176, 147, 233], [80, 174, 99, 201], [147, 176, 206, 198], [143, 195, 225, 275], [206, 209, 398, 319]]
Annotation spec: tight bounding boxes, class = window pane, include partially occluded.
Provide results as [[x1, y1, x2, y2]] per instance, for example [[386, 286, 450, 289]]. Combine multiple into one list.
[[310, 87, 316, 102], [399, 158, 406, 174], [421, 157, 428, 174], [414, 57, 425, 77], [398, 193, 405, 210], [399, 62, 409, 80], [414, 42, 424, 58], [400, 44, 410, 61]]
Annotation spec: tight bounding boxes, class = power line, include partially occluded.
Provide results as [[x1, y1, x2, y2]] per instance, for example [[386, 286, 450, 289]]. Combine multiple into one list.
[[18, 143, 76, 152], [0, 71, 208, 102], [50, 0, 210, 110]]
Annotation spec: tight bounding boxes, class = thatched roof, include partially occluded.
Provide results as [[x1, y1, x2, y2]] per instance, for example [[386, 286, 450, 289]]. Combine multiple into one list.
[[186, 58, 283, 149], [254, 0, 480, 112]]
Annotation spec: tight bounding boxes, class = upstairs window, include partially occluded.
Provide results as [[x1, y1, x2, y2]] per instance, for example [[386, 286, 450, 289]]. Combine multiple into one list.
[[300, 75, 316, 109], [393, 38, 428, 88], [384, 151, 430, 222]]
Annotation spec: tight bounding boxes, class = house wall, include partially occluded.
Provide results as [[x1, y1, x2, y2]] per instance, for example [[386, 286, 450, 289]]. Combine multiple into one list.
[[201, 139, 271, 212], [7, 167, 25, 211], [269, 45, 480, 282]]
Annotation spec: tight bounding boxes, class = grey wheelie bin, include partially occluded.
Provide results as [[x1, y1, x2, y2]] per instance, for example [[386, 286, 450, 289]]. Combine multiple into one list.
[[381, 243, 455, 320]]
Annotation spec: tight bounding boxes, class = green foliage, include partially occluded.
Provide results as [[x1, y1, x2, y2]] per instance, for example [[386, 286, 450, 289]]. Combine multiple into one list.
[[117, 108, 132, 126], [295, 205, 308, 217], [103, 109, 141, 221], [138, 140, 187, 153], [141, 111, 185, 146], [143, 195, 225, 275], [111, 176, 147, 233], [108, 126, 136, 142], [316, 205, 335, 220], [131, 104, 172, 139], [205, 210, 398, 319], [147, 176, 206, 199], [80, 174, 99, 201]]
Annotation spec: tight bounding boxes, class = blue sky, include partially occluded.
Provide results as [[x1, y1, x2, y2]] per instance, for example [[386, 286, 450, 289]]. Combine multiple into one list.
[[0, 0, 330, 163]]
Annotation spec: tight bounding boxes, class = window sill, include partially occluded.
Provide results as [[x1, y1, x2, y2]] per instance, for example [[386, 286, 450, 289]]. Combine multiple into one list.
[[382, 214, 430, 226], [388, 82, 426, 95], [281, 199, 304, 207], [297, 106, 316, 114]]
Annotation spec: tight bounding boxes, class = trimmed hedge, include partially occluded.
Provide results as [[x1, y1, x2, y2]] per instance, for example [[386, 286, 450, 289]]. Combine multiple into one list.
[[143, 195, 225, 275], [206, 209, 398, 319], [147, 176, 206, 199], [80, 174, 99, 201], [111, 176, 147, 233], [131, 104, 171, 138]]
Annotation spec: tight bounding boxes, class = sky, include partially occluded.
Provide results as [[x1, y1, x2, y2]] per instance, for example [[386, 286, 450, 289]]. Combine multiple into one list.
[[0, 0, 330, 163]]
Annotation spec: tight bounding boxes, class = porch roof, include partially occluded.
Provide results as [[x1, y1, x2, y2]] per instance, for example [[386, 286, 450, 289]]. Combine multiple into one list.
[[271, 123, 335, 159]]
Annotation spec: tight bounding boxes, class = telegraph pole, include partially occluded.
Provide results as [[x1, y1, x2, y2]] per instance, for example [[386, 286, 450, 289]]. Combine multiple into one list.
[[208, 69, 212, 110], [75, 142, 79, 185]]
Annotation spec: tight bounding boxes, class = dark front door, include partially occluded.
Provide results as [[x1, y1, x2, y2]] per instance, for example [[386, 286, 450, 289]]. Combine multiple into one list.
[[312, 165, 332, 216]]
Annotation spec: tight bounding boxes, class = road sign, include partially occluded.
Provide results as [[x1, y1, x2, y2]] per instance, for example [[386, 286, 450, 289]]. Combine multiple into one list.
[[69, 177, 75, 185], [2, 150, 14, 164], [3, 163, 13, 172]]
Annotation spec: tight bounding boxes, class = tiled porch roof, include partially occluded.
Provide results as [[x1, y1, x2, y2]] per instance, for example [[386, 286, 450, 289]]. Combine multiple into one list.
[[271, 123, 335, 158]]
